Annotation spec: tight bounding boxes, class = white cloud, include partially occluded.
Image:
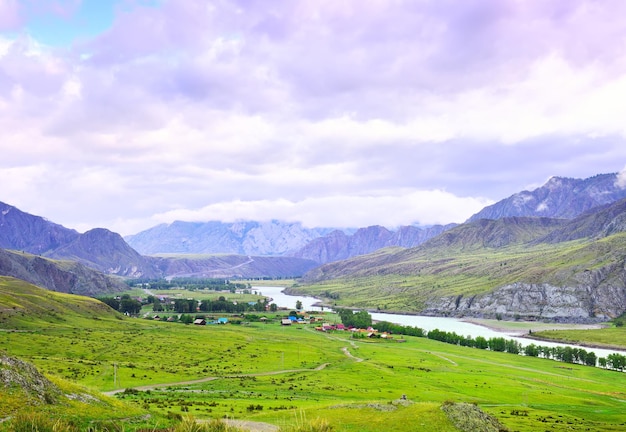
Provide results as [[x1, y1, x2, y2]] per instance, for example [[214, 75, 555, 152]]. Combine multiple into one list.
[[616, 166, 626, 189], [138, 190, 492, 233], [3, 0, 626, 237]]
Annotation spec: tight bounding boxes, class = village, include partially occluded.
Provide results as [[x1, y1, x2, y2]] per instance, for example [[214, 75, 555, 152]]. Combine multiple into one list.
[[148, 309, 396, 340], [98, 283, 400, 340]]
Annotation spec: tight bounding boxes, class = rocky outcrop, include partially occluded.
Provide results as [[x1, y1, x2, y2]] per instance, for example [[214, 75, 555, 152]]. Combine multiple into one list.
[[423, 282, 626, 323], [1, 353, 62, 405]]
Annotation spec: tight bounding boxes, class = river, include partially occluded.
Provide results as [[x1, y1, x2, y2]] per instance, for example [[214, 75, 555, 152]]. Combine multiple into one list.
[[255, 286, 626, 359]]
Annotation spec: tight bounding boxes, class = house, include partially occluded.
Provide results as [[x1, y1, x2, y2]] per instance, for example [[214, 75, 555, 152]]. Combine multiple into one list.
[[335, 323, 346, 330], [217, 317, 229, 324], [152, 315, 161, 320], [281, 318, 292, 326], [166, 316, 177, 322], [194, 318, 206, 325]]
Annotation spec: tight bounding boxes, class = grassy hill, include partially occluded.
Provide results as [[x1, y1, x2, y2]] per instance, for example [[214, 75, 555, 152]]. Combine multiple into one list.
[[0, 276, 123, 330]]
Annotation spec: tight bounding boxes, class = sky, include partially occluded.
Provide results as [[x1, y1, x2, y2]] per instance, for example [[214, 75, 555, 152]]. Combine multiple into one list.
[[2, 0, 626, 236]]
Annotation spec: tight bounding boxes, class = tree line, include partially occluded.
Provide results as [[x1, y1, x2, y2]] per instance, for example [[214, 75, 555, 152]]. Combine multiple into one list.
[[376, 321, 625, 371], [125, 278, 249, 291]]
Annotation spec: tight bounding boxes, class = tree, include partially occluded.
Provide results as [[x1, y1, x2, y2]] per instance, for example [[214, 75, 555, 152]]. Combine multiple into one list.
[[295, 300, 303, 310], [474, 336, 488, 350], [523, 344, 539, 357], [270, 303, 278, 312], [99, 297, 120, 311], [119, 298, 142, 315], [488, 337, 506, 352], [337, 308, 371, 328]]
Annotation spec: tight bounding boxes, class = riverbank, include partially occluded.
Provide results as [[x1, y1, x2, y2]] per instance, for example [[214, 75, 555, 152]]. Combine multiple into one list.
[[463, 318, 626, 352], [522, 333, 626, 352], [461, 318, 605, 336]]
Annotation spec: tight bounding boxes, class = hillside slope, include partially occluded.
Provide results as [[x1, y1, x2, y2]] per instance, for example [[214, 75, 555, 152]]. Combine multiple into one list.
[[291, 224, 454, 264], [150, 254, 319, 279], [0, 250, 127, 296], [48, 228, 160, 278], [0, 276, 122, 328], [0, 350, 147, 426], [296, 204, 626, 322]]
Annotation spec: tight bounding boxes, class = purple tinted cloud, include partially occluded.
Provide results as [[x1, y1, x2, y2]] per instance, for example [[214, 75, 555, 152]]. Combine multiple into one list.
[[1, 0, 626, 234]]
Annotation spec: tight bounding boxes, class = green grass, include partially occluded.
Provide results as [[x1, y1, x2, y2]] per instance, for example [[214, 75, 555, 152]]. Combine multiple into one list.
[[2, 278, 626, 431], [530, 327, 626, 350]]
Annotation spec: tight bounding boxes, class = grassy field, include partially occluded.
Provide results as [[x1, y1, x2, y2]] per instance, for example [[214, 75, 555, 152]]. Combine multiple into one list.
[[530, 327, 626, 350], [2, 277, 626, 431], [112, 327, 626, 431]]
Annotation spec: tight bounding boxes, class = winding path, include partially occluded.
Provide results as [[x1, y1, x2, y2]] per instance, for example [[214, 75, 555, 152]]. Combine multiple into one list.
[[101, 329, 364, 431], [341, 346, 364, 362], [103, 362, 330, 396]]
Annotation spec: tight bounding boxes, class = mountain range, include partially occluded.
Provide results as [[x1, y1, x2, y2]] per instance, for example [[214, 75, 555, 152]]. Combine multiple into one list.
[[1, 171, 626, 322], [296, 196, 626, 322]]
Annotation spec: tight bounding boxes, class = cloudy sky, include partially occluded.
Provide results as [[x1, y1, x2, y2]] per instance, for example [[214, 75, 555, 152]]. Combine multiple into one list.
[[2, 0, 626, 236]]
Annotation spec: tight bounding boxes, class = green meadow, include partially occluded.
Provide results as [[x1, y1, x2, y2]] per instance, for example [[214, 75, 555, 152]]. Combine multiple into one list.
[[530, 327, 626, 350], [1, 277, 626, 431]]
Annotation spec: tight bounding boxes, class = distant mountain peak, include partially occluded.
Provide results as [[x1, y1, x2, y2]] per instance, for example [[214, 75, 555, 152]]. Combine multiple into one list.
[[467, 173, 626, 222]]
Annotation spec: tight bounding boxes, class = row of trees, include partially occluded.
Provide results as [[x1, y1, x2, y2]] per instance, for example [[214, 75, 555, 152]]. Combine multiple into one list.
[[153, 297, 271, 314], [100, 294, 274, 315], [390, 324, 623, 371], [125, 278, 249, 292]]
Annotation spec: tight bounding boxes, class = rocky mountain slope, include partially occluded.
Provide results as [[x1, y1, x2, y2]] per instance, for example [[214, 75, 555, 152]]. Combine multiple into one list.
[[0, 202, 320, 288], [291, 224, 454, 264], [468, 173, 626, 221], [297, 199, 626, 322], [47, 228, 160, 278], [125, 220, 336, 256], [0, 249, 127, 295], [0, 201, 79, 254], [0, 201, 157, 279], [127, 220, 455, 264]]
